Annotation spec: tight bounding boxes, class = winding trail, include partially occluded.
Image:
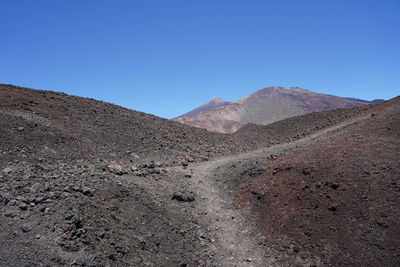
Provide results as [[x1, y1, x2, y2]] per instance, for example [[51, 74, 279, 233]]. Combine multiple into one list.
[[177, 113, 370, 266]]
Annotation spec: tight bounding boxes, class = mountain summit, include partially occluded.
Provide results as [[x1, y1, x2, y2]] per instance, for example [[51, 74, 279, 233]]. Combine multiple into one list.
[[176, 96, 231, 118], [174, 86, 378, 133]]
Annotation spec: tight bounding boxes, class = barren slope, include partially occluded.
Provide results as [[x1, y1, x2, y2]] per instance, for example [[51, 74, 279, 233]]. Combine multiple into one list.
[[0, 84, 239, 166], [234, 96, 400, 266], [0, 84, 239, 266]]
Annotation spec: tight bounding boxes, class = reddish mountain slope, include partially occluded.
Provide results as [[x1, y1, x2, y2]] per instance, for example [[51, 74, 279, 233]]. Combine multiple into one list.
[[174, 86, 379, 133]]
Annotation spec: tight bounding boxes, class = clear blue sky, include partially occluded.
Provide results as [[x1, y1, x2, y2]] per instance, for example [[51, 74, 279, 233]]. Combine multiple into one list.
[[1, 0, 399, 118]]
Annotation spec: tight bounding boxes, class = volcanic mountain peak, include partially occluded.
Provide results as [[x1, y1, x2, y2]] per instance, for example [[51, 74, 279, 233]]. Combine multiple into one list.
[[174, 86, 379, 133], [249, 86, 313, 96], [175, 96, 231, 119], [207, 96, 228, 104]]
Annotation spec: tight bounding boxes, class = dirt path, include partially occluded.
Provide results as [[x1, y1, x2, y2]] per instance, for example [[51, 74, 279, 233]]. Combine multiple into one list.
[[179, 113, 370, 266]]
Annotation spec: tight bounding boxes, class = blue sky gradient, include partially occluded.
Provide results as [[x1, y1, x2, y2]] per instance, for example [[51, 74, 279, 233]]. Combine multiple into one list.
[[1, 0, 399, 118]]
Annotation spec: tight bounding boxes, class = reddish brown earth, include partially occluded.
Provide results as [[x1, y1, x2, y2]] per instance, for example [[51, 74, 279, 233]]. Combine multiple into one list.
[[235, 97, 400, 266]]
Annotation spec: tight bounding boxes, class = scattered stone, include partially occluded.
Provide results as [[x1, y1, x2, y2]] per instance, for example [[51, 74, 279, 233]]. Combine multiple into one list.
[[135, 170, 149, 177], [106, 162, 126, 175], [328, 205, 337, 212], [17, 126, 25, 131], [139, 163, 147, 168], [200, 156, 209, 162], [81, 187, 95, 196], [2, 168, 12, 174], [108, 254, 117, 261], [50, 256, 66, 264], [181, 161, 189, 167], [99, 231, 106, 239], [251, 191, 265, 200], [152, 169, 161, 174], [21, 224, 32, 232], [326, 181, 340, 190], [19, 202, 28, 210], [242, 167, 265, 177], [59, 241, 80, 252], [34, 196, 46, 204], [130, 152, 139, 159], [64, 214, 75, 221], [172, 193, 195, 202], [185, 156, 195, 162], [147, 161, 156, 169], [184, 174, 192, 178], [268, 154, 278, 160], [131, 165, 139, 171], [302, 168, 311, 175], [155, 161, 163, 167]]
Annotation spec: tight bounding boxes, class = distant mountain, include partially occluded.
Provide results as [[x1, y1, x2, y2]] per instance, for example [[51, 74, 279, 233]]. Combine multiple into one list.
[[371, 99, 385, 104], [174, 86, 377, 133], [177, 97, 231, 118]]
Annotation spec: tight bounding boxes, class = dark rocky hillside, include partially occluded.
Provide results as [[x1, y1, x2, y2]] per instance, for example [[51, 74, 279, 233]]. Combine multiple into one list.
[[233, 103, 373, 150], [0, 84, 398, 266], [0, 84, 237, 166]]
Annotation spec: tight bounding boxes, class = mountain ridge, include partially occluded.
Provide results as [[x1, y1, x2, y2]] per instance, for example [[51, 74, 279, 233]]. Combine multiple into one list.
[[174, 86, 381, 133]]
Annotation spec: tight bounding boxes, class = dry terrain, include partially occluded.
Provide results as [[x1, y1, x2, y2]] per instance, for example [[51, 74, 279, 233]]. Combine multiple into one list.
[[0, 84, 398, 266]]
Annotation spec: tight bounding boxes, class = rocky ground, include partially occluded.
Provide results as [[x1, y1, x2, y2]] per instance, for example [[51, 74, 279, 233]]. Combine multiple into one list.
[[0, 84, 399, 266]]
